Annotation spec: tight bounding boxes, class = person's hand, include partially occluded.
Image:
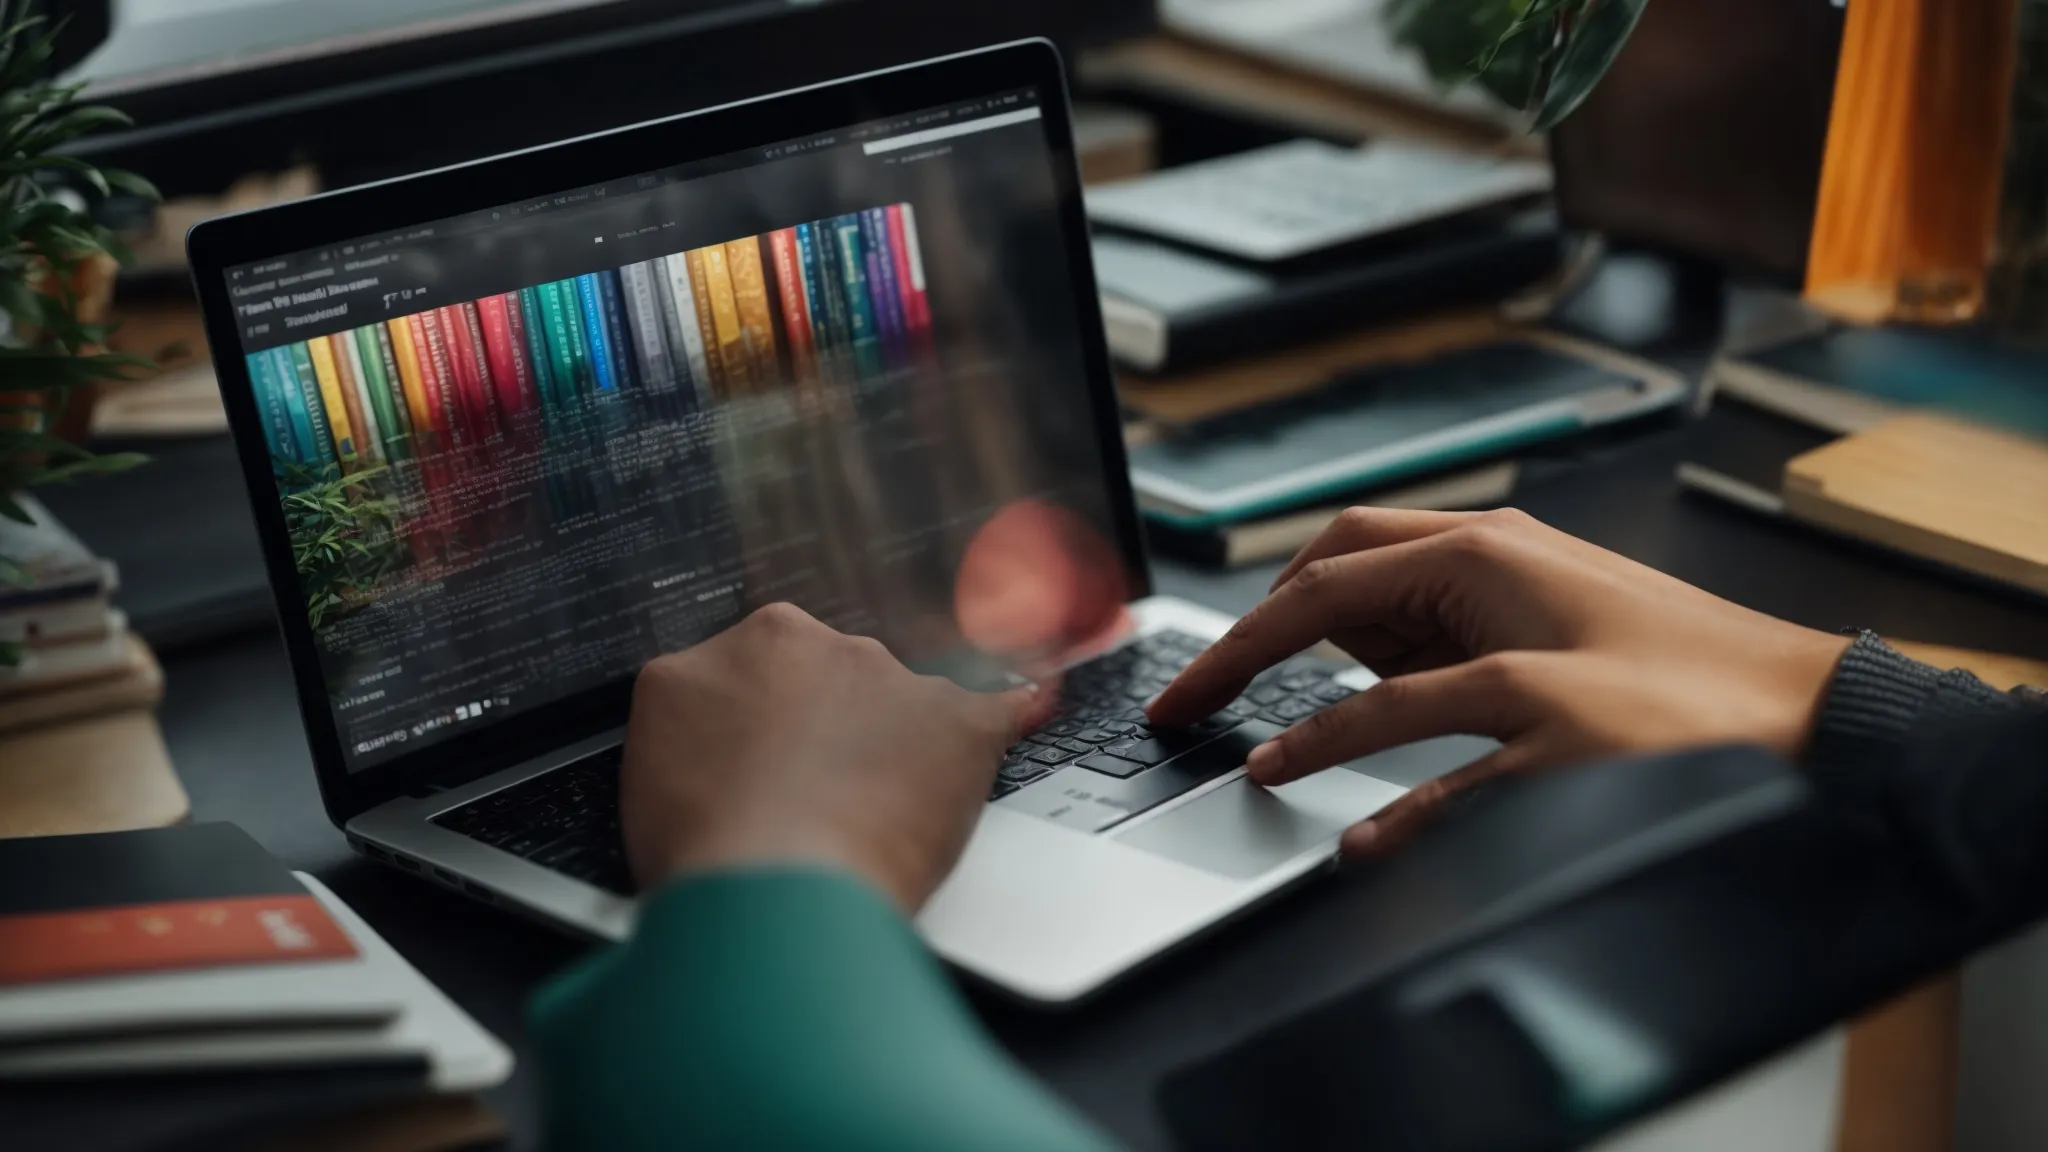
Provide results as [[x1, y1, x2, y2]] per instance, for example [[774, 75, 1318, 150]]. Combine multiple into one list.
[[1148, 508, 1852, 856], [620, 603, 1043, 912]]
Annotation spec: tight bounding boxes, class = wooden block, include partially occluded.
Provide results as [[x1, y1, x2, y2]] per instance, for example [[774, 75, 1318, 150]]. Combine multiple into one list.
[[1783, 414, 2048, 596], [1888, 639, 2048, 692], [1837, 974, 1960, 1152], [1828, 634, 2048, 1152], [0, 709, 189, 838]]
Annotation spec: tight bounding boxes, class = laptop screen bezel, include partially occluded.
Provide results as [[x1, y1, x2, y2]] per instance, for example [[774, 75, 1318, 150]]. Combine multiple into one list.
[[187, 38, 1152, 825]]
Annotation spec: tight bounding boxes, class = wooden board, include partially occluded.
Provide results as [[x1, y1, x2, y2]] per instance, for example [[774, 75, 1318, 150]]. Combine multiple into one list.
[[1784, 414, 2048, 596], [0, 709, 189, 838], [1831, 637, 2048, 1152], [1889, 639, 2048, 692]]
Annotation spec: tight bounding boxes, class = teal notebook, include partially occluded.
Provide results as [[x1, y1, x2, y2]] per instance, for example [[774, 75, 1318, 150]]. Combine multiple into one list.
[[1128, 340, 1679, 530]]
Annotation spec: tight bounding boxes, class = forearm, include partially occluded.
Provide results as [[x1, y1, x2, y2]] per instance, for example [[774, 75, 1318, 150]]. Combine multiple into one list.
[[532, 868, 1115, 1152], [1807, 632, 2048, 926]]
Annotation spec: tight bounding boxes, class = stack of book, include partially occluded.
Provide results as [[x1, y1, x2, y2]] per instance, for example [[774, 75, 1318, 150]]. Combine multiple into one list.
[[0, 824, 509, 1152], [0, 497, 161, 732], [0, 497, 184, 838]]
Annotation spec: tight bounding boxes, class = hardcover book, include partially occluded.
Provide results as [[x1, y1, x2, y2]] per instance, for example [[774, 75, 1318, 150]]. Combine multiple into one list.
[[596, 268, 641, 394], [516, 287, 561, 418], [455, 303, 504, 434], [331, 329, 384, 465], [386, 318, 436, 436], [269, 348, 320, 465], [286, 343, 340, 468], [725, 237, 782, 387], [861, 208, 908, 368], [767, 229, 816, 390], [371, 324, 417, 452], [660, 254, 714, 406], [697, 244, 750, 396], [832, 215, 886, 380], [574, 274, 617, 393], [306, 335, 359, 465]]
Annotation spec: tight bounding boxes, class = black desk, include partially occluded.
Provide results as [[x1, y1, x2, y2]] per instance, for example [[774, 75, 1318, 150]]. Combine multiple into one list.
[[134, 264, 2048, 1150]]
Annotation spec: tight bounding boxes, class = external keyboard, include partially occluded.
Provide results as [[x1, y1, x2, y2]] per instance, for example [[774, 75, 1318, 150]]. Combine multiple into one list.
[[429, 629, 1357, 895]]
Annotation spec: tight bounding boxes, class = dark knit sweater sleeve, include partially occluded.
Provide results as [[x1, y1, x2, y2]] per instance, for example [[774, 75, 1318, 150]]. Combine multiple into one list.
[[1806, 631, 2048, 921]]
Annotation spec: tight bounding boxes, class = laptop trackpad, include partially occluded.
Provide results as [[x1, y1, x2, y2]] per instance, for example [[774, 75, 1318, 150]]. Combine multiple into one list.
[[1113, 770, 1406, 881]]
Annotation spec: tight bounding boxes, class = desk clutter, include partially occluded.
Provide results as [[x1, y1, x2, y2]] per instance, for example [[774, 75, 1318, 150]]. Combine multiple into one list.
[[1681, 323, 2048, 601], [0, 824, 509, 1152], [0, 500, 185, 839]]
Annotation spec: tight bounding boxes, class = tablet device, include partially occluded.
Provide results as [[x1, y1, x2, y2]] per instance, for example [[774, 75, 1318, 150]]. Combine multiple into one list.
[[1128, 337, 1684, 529]]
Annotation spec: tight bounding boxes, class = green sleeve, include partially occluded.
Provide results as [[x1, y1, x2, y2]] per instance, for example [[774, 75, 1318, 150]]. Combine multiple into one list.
[[530, 867, 1118, 1152]]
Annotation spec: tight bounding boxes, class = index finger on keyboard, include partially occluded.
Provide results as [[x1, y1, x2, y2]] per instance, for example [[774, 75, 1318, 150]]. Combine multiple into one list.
[[1148, 536, 1444, 726]]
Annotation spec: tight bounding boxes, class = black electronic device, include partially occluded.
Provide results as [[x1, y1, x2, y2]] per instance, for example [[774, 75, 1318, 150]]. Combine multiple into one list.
[[65, 0, 1156, 198], [1550, 0, 1845, 284]]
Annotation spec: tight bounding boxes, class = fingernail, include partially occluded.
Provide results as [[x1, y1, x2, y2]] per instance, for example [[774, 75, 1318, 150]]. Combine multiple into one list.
[[1246, 741, 1283, 782]]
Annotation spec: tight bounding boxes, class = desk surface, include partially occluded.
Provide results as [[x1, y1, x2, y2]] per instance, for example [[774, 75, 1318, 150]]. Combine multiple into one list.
[[141, 264, 2048, 1150]]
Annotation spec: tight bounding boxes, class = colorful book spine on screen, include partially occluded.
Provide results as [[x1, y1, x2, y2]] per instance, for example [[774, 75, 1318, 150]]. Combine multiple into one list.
[[244, 200, 934, 473]]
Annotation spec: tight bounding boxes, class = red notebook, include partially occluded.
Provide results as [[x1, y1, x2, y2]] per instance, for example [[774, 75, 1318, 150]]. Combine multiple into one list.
[[0, 824, 355, 989]]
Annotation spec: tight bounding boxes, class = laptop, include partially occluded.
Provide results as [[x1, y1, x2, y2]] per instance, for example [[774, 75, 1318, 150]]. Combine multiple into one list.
[[188, 40, 1493, 1004]]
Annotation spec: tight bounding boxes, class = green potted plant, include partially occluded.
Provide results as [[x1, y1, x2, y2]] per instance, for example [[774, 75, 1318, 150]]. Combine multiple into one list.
[[1387, 0, 1649, 130], [0, 6, 156, 661]]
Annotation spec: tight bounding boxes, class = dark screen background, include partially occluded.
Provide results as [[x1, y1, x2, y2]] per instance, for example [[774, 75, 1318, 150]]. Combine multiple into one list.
[[228, 102, 1121, 771]]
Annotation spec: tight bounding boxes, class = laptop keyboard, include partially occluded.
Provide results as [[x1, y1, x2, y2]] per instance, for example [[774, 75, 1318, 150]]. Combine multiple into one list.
[[991, 630, 1353, 833], [432, 746, 633, 896], [427, 629, 1356, 895]]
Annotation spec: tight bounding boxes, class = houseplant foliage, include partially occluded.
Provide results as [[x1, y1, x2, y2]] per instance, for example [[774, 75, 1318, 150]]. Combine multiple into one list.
[[275, 462, 404, 634], [0, 4, 155, 542], [1387, 0, 1649, 131]]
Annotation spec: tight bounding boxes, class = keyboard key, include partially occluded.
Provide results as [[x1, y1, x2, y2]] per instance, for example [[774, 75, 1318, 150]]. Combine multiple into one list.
[[1000, 761, 1052, 784], [1001, 721, 1285, 833], [1006, 741, 1037, 758], [1184, 713, 1245, 739], [990, 780, 1020, 801], [1027, 732, 1064, 747], [1314, 682, 1356, 703], [1073, 729, 1116, 744], [1043, 720, 1085, 737], [1278, 671, 1326, 692], [1029, 746, 1078, 766], [1249, 684, 1290, 706], [1269, 697, 1320, 723], [1055, 738, 1095, 756], [1078, 751, 1147, 779], [1098, 721, 1139, 736], [1102, 738, 1173, 767]]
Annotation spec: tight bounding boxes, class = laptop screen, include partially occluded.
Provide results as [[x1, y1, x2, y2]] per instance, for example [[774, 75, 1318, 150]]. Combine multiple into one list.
[[220, 86, 1128, 772]]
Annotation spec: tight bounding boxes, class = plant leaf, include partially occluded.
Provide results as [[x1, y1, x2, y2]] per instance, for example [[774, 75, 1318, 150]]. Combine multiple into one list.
[[103, 168, 161, 202], [1532, 0, 1649, 130]]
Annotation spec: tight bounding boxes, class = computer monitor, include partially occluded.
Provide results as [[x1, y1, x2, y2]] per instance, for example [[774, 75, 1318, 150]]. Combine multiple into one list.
[[1549, 0, 1846, 284], [66, 0, 1156, 198]]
